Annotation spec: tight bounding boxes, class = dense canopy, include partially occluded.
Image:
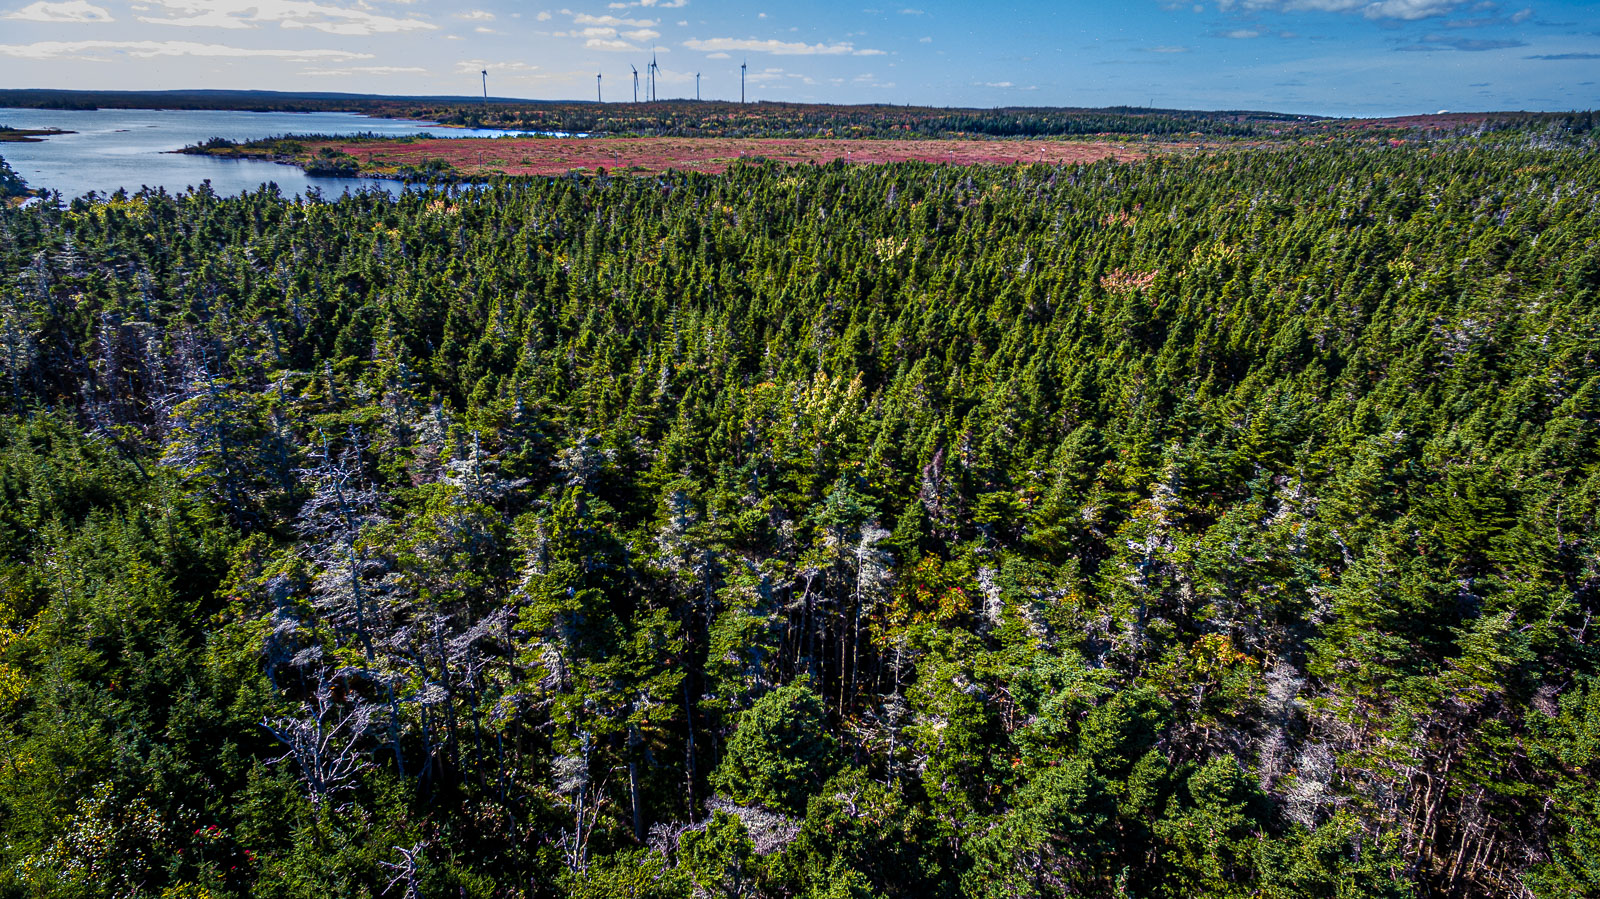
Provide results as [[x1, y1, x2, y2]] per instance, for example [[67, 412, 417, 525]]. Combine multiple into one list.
[[0, 134, 1596, 898]]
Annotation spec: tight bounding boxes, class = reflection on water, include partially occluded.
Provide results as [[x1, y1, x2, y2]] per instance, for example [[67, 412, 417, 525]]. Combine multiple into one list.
[[0, 107, 527, 200]]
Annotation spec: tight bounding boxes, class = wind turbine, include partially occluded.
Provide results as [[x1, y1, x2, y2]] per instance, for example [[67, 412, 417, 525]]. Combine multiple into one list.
[[649, 50, 658, 102], [597, 72, 603, 103], [740, 60, 747, 104], [481, 69, 488, 106], [631, 64, 639, 103], [696, 72, 701, 101]]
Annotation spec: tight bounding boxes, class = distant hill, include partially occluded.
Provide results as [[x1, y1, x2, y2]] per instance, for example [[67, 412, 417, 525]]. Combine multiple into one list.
[[1, 89, 1590, 142], [0, 89, 1322, 138], [0, 87, 1300, 116]]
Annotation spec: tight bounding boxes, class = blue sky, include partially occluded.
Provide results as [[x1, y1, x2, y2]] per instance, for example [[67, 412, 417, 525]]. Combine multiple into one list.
[[0, 0, 1596, 115]]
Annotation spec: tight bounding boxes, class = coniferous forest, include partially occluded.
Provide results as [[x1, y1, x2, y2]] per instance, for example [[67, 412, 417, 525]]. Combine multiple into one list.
[[0, 136, 1598, 899]]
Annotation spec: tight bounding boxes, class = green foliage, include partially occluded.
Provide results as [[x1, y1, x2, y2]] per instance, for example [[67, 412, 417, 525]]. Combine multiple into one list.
[[0, 154, 25, 199], [775, 768, 952, 898], [1524, 681, 1600, 899], [679, 812, 758, 898], [1076, 687, 1172, 782], [13, 782, 168, 898], [962, 760, 1119, 898], [712, 678, 840, 815], [1255, 813, 1411, 899], [561, 850, 687, 899], [0, 136, 1595, 897], [1153, 757, 1270, 898]]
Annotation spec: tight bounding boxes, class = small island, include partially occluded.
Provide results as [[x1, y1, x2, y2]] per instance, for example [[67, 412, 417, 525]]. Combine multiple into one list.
[[0, 125, 74, 143], [178, 134, 461, 182]]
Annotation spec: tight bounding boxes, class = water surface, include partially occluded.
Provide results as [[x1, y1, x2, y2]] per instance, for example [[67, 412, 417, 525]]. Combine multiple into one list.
[[0, 107, 520, 200]]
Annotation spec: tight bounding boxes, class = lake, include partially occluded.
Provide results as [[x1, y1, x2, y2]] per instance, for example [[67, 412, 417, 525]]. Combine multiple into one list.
[[0, 107, 527, 200]]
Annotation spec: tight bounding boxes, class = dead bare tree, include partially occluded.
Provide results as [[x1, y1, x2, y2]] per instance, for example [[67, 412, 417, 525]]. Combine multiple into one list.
[[262, 678, 374, 806], [554, 732, 600, 872], [380, 842, 427, 899], [295, 429, 410, 777]]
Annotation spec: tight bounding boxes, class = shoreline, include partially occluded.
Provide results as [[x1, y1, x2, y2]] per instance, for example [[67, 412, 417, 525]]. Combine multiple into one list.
[[0, 127, 75, 143]]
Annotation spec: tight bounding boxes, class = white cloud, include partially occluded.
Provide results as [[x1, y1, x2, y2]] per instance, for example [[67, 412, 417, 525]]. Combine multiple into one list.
[[1216, 0, 1468, 20], [545, 10, 670, 50], [454, 9, 494, 20], [456, 59, 539, 73], [743, 66, 787, 84], [0, 38, 371, 58], [572, 13, 656, 26], [3, 0, 112, 22], [1358, 0, 1464, 17], [137, 0, 436, 35], [684, 37, 885, 56], [1223, 28, 1261, 37], [302, 64, 427, 76]]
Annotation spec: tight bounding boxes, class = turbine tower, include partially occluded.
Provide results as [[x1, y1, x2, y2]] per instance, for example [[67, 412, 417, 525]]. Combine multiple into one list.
[[740, 60, 747, 104], [696, 72, 701, 101], [481, 69, 488, 106], [631, 64, 639, 103], [597, 72, 603, 103], [649, 51, 658, 102]]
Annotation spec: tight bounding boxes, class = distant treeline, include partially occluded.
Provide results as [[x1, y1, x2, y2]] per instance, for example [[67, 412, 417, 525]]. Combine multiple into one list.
[[6, 89, 1596, 142], [0, 89, 1315, 139], [413, 102, 1315, 139]]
